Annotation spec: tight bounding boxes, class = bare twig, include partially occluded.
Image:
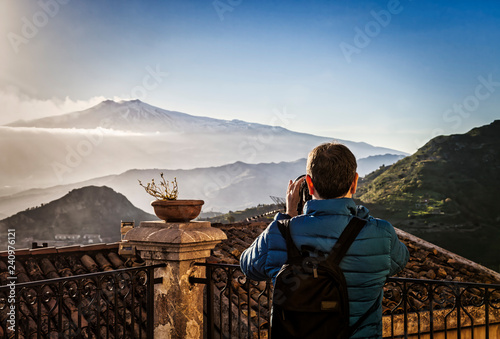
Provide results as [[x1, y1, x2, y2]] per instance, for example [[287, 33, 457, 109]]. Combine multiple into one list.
[[138, 173, 178, 200]]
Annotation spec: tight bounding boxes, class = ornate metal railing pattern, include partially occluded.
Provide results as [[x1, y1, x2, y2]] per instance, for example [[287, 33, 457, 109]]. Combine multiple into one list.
[[191, 262, 500, 339], [0, 263, 165, 339], [190, 262, 272, 339], [383, 277, 500, 338]]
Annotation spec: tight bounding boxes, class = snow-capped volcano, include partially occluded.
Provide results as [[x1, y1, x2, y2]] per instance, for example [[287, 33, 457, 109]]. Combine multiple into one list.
[[7, 99, 290, 134], [1, 99, 407, 191]]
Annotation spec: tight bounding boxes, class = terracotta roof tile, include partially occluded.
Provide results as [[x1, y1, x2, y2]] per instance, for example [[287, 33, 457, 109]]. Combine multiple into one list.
[[29, 246, 58, 255], [108, 251, 126, 268], [211, 221, 500, 284], [8, 248, 30, 256]]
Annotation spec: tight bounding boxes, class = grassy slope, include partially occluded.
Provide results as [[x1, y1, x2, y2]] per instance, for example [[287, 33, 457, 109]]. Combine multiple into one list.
[[358, 120, 500, 222], [356, 120, 500, 271]]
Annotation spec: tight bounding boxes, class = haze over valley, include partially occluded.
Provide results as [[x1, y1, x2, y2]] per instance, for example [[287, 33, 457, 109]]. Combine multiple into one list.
[[0, 100, 406, 217]]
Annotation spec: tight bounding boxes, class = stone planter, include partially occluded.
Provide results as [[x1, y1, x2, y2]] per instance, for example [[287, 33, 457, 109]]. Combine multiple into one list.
[[151, 199, 204, 222]]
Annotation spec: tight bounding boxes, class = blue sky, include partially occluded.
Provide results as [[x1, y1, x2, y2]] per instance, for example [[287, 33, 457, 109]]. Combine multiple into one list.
[[1, 0, 499, 153]]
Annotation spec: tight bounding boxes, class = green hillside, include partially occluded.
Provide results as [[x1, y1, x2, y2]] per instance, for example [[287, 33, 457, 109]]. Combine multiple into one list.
[[358, 120, 500, 222], [356, 120, 500, 271]]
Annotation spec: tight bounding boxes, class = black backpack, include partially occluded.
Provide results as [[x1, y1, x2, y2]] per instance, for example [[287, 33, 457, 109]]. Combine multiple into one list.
[[271, 217, 376, 339]]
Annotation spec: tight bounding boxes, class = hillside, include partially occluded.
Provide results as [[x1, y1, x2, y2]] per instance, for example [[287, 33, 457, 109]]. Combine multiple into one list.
[[356, 120, 500, 270], [357, 120, 500, 221], [0, 186, 156, 248]]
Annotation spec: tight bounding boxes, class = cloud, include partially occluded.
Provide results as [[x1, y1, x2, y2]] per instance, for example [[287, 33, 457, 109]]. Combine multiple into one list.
[[0, 126, 144, 137], [0, 87, 124, 125]]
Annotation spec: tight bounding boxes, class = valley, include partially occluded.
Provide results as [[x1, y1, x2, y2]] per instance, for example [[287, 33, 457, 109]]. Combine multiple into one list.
[[2, 100, 498, 272]]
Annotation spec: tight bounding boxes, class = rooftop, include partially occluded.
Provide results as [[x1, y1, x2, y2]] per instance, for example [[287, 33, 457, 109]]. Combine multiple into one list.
[[2, 220, 500, 338], [209, 221, 500, 284], [206, 220, 500, 336]]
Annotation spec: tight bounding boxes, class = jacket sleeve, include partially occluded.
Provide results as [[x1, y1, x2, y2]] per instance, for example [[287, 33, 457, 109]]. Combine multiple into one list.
[[388, 224, 410, 276], [239, 227, 272, 281], [240, 212, 290, 281]]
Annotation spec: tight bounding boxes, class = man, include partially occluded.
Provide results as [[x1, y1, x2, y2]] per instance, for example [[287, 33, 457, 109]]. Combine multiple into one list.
[[240, 142, 409, 338]]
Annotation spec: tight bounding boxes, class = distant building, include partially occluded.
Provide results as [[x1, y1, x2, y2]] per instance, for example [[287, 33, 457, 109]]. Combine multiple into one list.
[[82, 234, 103, 244], [55, 234, 81, 241], [119, 221, 136, 257]]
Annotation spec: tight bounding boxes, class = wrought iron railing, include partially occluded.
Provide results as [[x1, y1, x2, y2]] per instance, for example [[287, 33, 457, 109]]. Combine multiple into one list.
[[190, 262, 272, 339], [0, 263, 165, 339], [190, 262, 500, 339], [384, 277, 500, 338]]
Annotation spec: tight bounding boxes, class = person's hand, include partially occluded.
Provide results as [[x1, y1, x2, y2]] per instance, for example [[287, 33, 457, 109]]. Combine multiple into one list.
[[285, 176, 305, 217]]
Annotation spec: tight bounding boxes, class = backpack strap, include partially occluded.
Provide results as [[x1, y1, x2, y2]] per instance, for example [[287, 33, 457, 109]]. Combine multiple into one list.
[[327, 216, 367, 267], [276, 219, 302, 261], [326, 216, 375, 336]]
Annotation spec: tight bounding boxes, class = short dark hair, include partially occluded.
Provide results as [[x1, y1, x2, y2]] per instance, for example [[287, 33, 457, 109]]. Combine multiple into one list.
[[306, 142, 357, 199]]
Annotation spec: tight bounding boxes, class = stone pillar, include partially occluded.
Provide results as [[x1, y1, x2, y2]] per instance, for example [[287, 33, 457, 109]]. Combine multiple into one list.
[[124, 220, 227, 339]]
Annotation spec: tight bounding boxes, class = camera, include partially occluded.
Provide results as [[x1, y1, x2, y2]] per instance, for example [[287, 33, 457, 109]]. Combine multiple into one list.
[[294, 174, 312, 215]]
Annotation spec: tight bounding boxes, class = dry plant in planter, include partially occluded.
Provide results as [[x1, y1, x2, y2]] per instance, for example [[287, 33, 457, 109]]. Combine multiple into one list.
[[139, 173, 204, 222], [138, 173, 179, 200]]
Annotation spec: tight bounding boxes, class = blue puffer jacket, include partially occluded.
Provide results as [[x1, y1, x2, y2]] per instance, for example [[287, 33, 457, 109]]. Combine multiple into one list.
[[240, 198, 409, 339]]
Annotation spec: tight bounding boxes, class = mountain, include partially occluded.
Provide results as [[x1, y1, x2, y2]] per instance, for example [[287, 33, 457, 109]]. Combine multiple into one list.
[[357, 120, 500, 221], [1, 100, 407, 189], [0, 186, 156, 248], [0, 154, 406, 218], [7, 99, 292, 133], [356, 120, 500, 270]]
